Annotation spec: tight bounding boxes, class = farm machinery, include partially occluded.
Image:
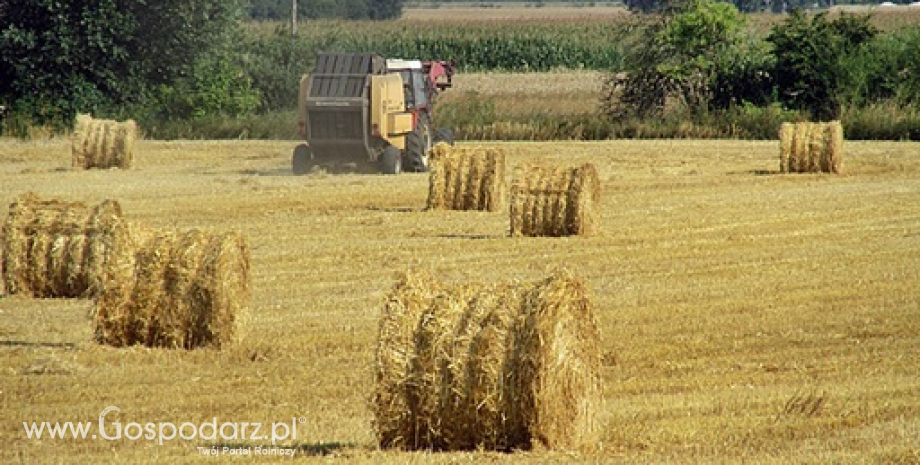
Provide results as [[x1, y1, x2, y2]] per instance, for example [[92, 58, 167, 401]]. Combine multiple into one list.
[[293, 53, 455, 175]]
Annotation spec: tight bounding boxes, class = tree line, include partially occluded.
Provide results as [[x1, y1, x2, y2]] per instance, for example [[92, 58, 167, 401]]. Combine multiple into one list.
[[247, 0, 402, 20], [2, 0, 919, 139]]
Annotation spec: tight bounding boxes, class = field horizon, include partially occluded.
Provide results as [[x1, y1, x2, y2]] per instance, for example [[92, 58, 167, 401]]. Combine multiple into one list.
[[1, 137, 918, 463]]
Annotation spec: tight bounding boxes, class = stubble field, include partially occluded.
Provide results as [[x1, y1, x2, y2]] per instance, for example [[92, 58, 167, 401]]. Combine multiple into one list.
[[1, 136, 918, 463]]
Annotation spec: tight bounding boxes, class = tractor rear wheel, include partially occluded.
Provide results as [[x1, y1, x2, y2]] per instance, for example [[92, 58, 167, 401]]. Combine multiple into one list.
[[406, 117, 432, 172], [292, 144, 313, 175], [381, 146, 401, 175]]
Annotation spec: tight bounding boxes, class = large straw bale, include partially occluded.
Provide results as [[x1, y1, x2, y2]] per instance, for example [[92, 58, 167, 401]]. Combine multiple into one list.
[[779, 121, 844, 174], [510, 163, 600, 237], [71, 115, 137, 169], [93, 229, 250, 349], [373, 270, 602, 452], [427, 145, 506, 212], [1, 193, 135, 298]]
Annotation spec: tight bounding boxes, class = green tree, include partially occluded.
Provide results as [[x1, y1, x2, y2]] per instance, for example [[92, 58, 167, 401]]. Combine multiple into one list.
[[767, 11, 877, 120], [604, 0, 746, 118], [0, 0, 251, 130], [368, 0, 402, 20], [0, 0, 134, 126]]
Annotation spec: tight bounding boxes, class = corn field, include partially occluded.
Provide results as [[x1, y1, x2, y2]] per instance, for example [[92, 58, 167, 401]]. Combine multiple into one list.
[[246, 20, 627, 71]]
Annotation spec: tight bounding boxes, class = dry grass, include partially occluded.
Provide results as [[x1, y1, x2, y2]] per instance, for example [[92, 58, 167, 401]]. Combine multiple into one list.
[[1, 137, 919, 464], [439, 70, 604, 120]]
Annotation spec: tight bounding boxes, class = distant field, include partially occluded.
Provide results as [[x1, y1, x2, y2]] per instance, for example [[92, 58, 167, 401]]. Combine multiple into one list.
[[2, 137, 919, 463], [401, 5, 920, 31], [402, 5, 630, 22], [440, 70, 605, 119]]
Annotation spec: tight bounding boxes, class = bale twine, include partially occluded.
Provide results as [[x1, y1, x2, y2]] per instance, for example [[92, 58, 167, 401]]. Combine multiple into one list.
[[510, 163, 600, 237], [1, 193, 136, 298], [93, 229, 251, 349], [427, 144, 506, 212], [71, 114, 137, 170], [779, 121, 844, 174], [373, 270, 602, 452]]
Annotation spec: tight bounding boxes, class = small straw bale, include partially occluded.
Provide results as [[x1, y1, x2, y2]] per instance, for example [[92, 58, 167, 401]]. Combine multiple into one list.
[[1, 193, 135, 298], [510, 163, 600, 237], [779, 121, 844, 174], [92, 229, 251, 349], [373, 270, 602, 452], [71, 114, 138, 170], [427, 145, 506, 212]]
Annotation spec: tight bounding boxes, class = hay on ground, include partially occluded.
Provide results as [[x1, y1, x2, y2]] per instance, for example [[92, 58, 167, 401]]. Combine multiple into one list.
[[779, 121, 844, 174], [509, 163, 600, 237], [92, 229, 251, 350], [1, 193, 135, 298], [427, 144, 506, 212], [71, 114, 138, 170], [373, 270, 602, 452]]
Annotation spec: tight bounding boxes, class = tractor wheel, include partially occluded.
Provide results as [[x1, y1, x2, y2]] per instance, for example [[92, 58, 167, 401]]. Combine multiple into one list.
[[292, 144, 313, 175], [406, 117, 433, 172], [434, 127, 455, 146], [381, 146, 401, 175]]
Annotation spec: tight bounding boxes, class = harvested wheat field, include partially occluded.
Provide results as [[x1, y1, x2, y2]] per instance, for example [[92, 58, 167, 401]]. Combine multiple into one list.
[[1, 137, 918, 464]]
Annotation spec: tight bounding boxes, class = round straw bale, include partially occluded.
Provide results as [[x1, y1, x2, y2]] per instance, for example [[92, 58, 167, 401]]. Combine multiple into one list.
[[93, 229, 250, 349], [510, 163, 599, 237], [2, 193, 132, 298], [781, 121, 843, 174], [71, 115, 138, 170], [427, 146, 507, 212], [373, 271, 602, 452]]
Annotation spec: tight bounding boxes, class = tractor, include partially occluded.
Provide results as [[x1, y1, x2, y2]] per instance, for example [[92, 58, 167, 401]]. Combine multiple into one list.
[[293, 53, 455, 175]]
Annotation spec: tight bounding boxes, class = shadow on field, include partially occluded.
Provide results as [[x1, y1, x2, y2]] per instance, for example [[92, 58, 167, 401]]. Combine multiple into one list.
[[209, 441, 352, 457], [237, 167, 293, 177], [436, 233, 504, 240], [747, 169, 782, 176], [366, 206, 423, 213], [0, 340, 77, 349]]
